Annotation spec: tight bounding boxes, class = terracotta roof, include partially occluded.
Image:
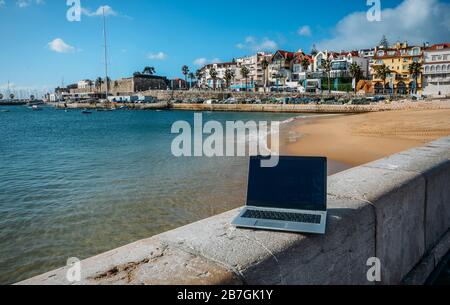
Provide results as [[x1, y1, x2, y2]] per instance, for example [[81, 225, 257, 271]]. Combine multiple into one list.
[[426, 43, 450, 51], [276, 50, 295, 59]]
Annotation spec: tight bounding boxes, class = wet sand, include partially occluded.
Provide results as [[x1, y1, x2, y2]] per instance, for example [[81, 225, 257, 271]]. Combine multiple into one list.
[[279, 109, 450, 169]]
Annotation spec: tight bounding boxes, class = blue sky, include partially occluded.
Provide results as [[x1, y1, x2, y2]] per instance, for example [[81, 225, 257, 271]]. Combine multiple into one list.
[[0, 0, 449, 93]]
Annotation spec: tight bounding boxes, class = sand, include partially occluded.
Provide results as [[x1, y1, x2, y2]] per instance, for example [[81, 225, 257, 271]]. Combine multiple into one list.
[[279, 109, 450, 169]]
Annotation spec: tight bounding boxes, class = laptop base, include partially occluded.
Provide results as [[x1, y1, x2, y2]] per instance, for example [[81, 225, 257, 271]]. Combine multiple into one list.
[[232, 207, 327, 235]]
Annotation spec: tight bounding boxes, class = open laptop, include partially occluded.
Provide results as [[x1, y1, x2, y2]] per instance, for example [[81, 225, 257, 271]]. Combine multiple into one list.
[[232, 156, 328, 234]]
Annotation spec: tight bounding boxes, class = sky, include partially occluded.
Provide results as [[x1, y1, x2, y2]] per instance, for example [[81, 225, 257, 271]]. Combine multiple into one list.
[[0, 0, 449, 93]]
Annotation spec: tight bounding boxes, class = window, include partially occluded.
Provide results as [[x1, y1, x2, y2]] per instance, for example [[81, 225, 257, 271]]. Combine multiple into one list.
[[377, 51, 385, 57], [413, 48, 420, 55]]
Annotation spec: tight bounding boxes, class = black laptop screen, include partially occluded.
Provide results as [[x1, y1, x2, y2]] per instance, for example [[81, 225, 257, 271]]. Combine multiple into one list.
[[246, 156, 327, 211]]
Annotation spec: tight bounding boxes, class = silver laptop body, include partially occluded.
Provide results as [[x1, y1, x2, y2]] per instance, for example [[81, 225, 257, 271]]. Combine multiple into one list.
[[232, 156, 328, 235]]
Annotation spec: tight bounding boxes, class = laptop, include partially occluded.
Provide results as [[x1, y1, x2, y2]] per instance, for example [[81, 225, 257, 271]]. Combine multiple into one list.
[[232, 156, 328, 234]]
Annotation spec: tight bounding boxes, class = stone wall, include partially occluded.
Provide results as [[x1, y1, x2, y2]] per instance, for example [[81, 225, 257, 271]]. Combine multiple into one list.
[[17, 137, 450, 285]]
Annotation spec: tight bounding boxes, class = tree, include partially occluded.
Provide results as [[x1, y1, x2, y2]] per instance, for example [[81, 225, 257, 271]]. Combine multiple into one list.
[[374, 64, 392, 94], [408, 62, 422, 94], [311, 44, 318, 57], [349, 62, 362, 93], [195, 69, 204, 88], [224, 68, 235, 90], [209, 67, 218, 90], [261, 58, 269, 93], [300, 57, 310, 87], [142, 66, 156, 75], [379, 35, 389, 49], [188, 72, 195, 89], [182, 65, 190, 88], [240, 66, 250, 92], [321, 58, 332, 93], [95, 77, 103, 91], [104, 77, 111, 93], [9, 93, 15, 100]]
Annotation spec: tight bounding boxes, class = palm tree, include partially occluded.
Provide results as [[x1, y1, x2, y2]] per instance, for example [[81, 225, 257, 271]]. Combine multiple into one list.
[[224, 68, 235, 91], [9, 93, 15, 100], [142, 66, 155, 75], [408, 62, 422, 94], [182, 65, 190, 88], [240, 66, 250, 92], [209, 67, 218, 90], [321, 59, 332, 93], [95, 77, 103, 92], [300, 57, 310, 88], [188, 72, 195, 89], [195, 69, 204, 88], [261, 58, 269, 93], [349, 62, 362, 93], [374, 64, 392, 94], [104, 77, 111, 94]]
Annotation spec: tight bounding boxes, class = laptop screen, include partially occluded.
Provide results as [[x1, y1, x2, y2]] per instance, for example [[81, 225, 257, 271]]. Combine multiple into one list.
[[246, 156, 327, 211]]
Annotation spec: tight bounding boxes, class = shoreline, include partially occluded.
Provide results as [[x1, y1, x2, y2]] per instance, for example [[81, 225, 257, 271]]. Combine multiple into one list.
[[278, 108, 450, 167]]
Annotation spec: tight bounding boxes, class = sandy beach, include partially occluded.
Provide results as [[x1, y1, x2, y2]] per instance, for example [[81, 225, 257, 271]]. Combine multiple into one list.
[[280, 108, 450, 169]]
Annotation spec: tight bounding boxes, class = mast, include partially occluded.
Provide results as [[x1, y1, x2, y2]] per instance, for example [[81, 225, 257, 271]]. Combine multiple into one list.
[[103, 7, 109, 99]]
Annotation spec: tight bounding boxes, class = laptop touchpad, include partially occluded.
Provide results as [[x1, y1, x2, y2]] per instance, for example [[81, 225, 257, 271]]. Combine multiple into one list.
[[255, 220, 287, 229]]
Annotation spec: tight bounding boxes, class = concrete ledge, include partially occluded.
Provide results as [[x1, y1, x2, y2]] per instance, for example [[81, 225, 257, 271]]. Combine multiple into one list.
[[18, 137, 450, 285]]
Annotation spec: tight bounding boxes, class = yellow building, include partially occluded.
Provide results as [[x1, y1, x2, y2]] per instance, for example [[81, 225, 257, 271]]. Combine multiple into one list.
[[371, 42, 423, 94]]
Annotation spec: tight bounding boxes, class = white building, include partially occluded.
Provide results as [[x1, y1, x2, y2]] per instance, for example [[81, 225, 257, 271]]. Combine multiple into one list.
[[77, 80, 93, 89], [291, 51, 313, 83], [233, 52, 272, 91], [423, 43, 450, 97], [198, 62, 238, 90], [330, 51, 370, 78]]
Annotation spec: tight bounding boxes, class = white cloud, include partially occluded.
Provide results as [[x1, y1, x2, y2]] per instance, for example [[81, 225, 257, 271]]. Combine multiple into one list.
[[193, 57, 221, 66], [0, 0, 5, 8], [47, 38, 76, 53], [16, 0, 44, 8], [82, 5, 118, 17], [236, 36, 278, 52], [298, 25, 312, 36], [316, 0, 450, 51], [147, 52, 167, 60]]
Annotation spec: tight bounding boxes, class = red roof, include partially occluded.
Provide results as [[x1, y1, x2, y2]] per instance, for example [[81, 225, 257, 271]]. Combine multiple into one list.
[[426, 43, 450, 51]]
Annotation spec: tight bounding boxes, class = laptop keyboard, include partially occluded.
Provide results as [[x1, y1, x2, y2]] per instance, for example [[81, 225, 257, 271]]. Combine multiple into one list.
[[242, 209, 322, 224]]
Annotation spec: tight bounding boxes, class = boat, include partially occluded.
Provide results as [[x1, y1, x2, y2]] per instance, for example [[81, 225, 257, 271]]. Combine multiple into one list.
[[31, 105, 43, 111], [82, 109, 92, 114], [0, 109, 10, 113]]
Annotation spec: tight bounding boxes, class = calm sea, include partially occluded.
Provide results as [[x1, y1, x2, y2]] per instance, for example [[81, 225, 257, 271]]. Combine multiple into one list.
[[0, 105, 300, 284]]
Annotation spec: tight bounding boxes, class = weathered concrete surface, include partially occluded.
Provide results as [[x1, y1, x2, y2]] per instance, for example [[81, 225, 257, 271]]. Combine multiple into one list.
[[403, 229, 450, 285], [17, 136, 450, 285], [328, 166, 426, 284], [159, 196, 375, 285]]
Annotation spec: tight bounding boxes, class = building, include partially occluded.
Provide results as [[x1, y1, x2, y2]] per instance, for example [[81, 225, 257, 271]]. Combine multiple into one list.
[[77, 80, 93, 89], [290, 50, 313, 83], [198, 62, 238, 90], [232, 52, 272, 91], [371, 42, 423, 94], [330, 51, 370, 78], [69, 74, 169, 98], [268, 50, 295, 87], [423, 43, 450, 97]]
